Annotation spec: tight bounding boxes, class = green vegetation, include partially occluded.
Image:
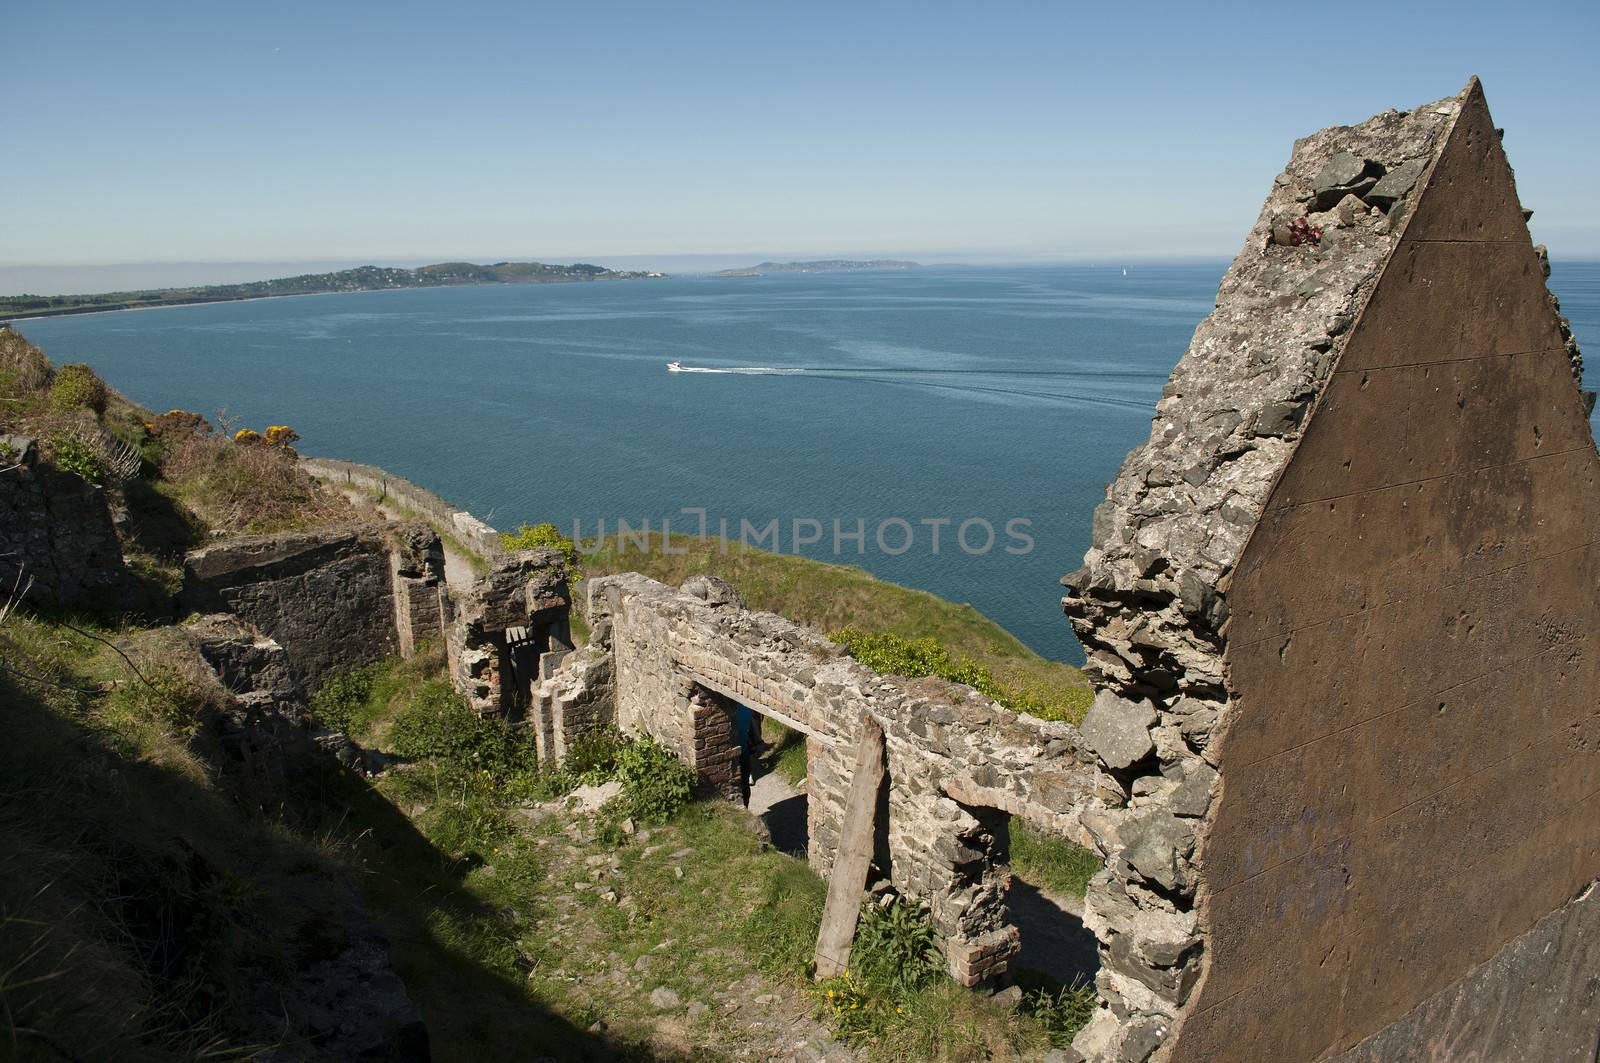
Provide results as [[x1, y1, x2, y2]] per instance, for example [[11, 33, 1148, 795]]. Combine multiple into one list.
[[47, 362, 108, 414], [0, 610, 404, 1060], [501, 521, 582, 576], [829, 626, 1091, 723], [0, 261, 660, 319], [611, 735, 697, 823], [579, 532, 1092, 722], [309, 650, 1077, 1060], [5, 595, 1085, 1062], [1019, 976, 1098, 1050], [765, 720, 811, 786], [159, 426, 352, 535], [1010, 820, 1102, 900], [43, 432, 105, 482]]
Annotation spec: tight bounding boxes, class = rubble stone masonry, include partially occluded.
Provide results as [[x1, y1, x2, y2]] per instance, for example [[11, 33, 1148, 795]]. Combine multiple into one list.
[[1063, 78, 1600, 1061]]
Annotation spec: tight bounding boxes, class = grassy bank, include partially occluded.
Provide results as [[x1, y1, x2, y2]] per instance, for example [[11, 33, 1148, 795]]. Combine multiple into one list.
[[578, 532, 1093, 723]]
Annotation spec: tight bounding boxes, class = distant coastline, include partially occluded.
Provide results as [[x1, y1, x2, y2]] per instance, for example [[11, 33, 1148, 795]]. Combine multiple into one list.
[[717, 259, 920, 277], [0, 260, 665, 322]]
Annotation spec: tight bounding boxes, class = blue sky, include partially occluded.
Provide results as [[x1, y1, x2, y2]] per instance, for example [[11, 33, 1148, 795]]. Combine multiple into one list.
[[4, 0, 1598, 286]]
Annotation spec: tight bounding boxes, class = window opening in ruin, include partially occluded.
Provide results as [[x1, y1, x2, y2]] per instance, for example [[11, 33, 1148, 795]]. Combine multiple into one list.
[[1001, 813, 1100, 991], [499, 623, 549, 719]]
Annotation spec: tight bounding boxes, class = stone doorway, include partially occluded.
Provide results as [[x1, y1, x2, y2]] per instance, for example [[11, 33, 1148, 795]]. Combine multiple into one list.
[[1002, 813, 1100, 990], [686, 681, 813, 856], [749, 715, 809, 856], [951, 803, 1099, 990]]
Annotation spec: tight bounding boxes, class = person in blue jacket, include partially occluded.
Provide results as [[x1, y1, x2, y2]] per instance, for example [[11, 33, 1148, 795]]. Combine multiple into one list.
[[734, 704, 760, 806]]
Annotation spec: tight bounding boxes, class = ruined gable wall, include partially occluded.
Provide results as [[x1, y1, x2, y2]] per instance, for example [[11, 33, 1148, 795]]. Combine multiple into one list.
[[1064, 79, 1600, 1063], [1062, 89, 1462, 1062], [1171, 83, 1600, 1061]]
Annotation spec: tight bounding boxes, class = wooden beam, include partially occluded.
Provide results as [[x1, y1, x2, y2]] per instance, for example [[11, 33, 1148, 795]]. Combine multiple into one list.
[[813, 715, 886, 979]]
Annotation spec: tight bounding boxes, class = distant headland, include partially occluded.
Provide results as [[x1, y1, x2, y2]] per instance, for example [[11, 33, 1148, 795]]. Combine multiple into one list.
[[717, 259, 920, 277], [0, 260, 666, 320]]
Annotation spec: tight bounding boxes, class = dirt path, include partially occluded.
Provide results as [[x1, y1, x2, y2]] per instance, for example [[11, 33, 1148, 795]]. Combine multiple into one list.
[[748, 767, 809, 856], [332, 485, 478, 591]]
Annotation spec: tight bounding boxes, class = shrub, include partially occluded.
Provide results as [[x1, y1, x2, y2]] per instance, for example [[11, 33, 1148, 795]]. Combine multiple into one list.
[[263, 425, 300, 450], [161, 432, 352, 534], [830, 625, 1093, 723], [310, 667, 377, 732], [48, 363, 108, 415], [562, 725, 624, 785], [146, 409, 212, 449], [0, 328, 52, 393], [1023, 978, 1097, 1047], [387, 680, 541, 796], [613, 735, 696, 824], [852, 896, 944, 995], [47, 433, 106, 483], [500, 522, 581, 577]]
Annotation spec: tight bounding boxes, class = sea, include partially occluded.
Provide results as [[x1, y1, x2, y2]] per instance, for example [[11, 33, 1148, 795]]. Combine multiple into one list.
[[16, 262, 1600, 664]]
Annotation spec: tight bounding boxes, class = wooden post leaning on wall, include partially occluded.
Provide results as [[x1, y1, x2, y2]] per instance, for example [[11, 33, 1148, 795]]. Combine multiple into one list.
[[813, 715, 886, 979]]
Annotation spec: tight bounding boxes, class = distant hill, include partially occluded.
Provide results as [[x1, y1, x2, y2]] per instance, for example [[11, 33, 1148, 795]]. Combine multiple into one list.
[[0, 260, 665, 319], [717, 259, 920, 277]]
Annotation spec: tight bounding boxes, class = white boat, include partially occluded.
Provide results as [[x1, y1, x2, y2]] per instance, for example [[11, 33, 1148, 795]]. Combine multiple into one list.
[[667, 361, 684, 372]]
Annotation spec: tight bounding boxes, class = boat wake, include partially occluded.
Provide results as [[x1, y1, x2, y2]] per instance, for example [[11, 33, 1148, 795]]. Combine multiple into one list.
[[661, 360, 1160, 411], [667, 362, 803, 374]]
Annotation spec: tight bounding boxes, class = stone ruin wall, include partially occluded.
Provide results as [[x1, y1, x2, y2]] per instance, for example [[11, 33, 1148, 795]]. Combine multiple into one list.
[[1062, 79, 1600, 1062], [573, 572, 1102, 986], [445, 547, 571, 717], [0, 433, 139, 610], [180, 521, 449, 692]]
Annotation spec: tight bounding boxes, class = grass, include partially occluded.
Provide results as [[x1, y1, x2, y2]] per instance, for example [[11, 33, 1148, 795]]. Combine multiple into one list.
[[765, 720, 811, 787], [0, 608, 396, 1060], [2, 601, 1089, 1062], [315, 651, 1075, 1061], [1010, 820, 1102, 900], [161, 432, 354, 536], [581, 532, 1093, 723]]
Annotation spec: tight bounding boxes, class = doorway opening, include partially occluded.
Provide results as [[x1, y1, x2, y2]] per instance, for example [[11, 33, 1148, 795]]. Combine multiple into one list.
[[1005, 816, 1101, 991], [498, 624, 549, 720], [954, 802, 1100, 990], [686, 681, 812, 856]]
